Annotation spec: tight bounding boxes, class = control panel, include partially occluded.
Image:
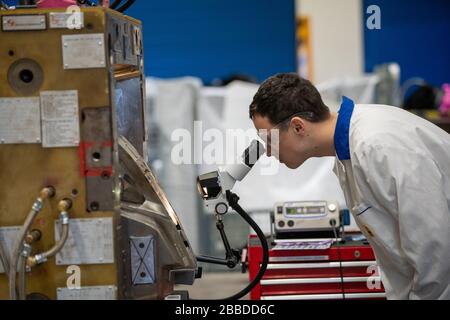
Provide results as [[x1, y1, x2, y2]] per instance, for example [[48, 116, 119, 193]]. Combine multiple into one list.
[[273, 201, 340, 238]]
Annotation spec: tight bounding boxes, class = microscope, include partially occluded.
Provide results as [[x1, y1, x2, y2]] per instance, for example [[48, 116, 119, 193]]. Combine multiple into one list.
[[195, 140, 269, 299]]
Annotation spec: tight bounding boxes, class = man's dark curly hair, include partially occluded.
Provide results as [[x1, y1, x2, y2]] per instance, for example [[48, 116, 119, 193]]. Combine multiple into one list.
[[249, 73, 330, 125]]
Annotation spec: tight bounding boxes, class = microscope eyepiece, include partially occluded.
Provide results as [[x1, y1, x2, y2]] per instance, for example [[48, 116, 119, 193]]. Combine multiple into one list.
[[243, 140, 265, 168]]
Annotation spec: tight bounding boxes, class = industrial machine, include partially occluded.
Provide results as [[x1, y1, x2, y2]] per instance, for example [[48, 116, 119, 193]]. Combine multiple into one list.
[[0, 3, 197, 300], [272, 200, 341, 239]]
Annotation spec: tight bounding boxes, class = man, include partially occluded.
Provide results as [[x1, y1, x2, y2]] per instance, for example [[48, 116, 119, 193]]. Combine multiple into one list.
[[250, 73, 450, 300]]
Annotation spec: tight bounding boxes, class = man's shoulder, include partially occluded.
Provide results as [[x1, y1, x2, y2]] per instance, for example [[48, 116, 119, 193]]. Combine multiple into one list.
[[349, 104, 432, 151], [349, 105, 398, 150]]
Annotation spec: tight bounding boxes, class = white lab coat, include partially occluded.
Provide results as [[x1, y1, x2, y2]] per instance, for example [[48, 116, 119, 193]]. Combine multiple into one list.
[[334, 102, 450, 300]]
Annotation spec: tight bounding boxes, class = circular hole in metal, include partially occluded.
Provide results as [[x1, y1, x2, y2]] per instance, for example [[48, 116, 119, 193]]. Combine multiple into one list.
[[26, 293, 50, 300], [71, 189, 79, 197], [92, 152, 101, 162], [140, 272, 146, 278], [101, 171, 110, 180], [139, 243, 145, 249], [89, 201, 99, 211], [8, 50, 14, 56], [19, 69, 34, 84], [8, 58, 43, 95]]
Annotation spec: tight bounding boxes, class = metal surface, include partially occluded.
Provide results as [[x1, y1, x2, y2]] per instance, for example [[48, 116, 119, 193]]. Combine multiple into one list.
[[49, 12, 84, 29], [130, 235, 155, 285], [0, 7, 195, 300], [40, 90, 80, 148], [0, 7, 138, 299], [57, 285, 117, 300], [117, 137, 197, 299], [81, 107, 115, 212], [0, 227, 20, 274], [7, 58, 44, 95], [107, 14, 141, 67], [2, 15, 46, 31], [118, 136, 190, 231], [62, 34, 106, 70], [0, 97, 41, 144], [55, 218, 114, 265], [115, 77, 144, 156]]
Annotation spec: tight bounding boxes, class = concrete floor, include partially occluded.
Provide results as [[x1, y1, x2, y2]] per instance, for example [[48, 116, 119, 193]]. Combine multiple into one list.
[[175, 272, 251, 300]]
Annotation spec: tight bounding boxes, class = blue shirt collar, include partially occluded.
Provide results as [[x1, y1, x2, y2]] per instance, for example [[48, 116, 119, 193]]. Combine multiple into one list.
[[334, 96, 355, 161]]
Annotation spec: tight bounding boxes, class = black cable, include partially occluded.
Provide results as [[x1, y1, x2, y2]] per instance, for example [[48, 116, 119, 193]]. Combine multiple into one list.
[[192, 191, 269, 300], [116, 0, 135, 13], [222, 191, 269, 300], [110, 0, 123, 9], [77, 0, 96, 6], [196, 255, 230, 267], [0, 0, 9, 9], [333, 226, 345, 300]]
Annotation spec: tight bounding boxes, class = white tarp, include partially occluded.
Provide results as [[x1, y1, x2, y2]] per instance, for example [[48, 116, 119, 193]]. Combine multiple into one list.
[[145, 77, 202, 251], [145, 75, 382, 239]]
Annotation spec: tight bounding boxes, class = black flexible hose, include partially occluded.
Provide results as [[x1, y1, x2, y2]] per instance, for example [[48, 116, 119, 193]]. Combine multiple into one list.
[[196, 255, 230, 267], [116, 0, 135, 13], [221, 191, 269, 300], [333, 226, 345, 300], [109, 0, 123, 9]]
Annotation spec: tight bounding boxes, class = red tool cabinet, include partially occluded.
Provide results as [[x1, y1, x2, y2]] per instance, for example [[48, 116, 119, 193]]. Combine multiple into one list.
[[247, 235, 386, 300]]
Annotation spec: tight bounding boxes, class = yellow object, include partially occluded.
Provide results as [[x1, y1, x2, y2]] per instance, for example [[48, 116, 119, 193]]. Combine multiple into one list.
[[0, 7, 143, 300]]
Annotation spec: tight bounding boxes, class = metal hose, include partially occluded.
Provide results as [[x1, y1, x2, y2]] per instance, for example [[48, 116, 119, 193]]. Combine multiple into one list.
[[35, 222, 69, 262], [17, 243, 32, 300], [26, 204, 71, 269], [0, 240, 10, 275], [8, 187, 55, 300], [21, 207, 70, 300], [18, 254, 26, 300], [9, 204, 43, 299]]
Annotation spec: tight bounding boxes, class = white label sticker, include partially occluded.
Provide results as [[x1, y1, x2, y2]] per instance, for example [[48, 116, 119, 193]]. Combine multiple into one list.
[[0, 226, 21, 274], [2, 15, 46, 31], [49, 12, 84, 29], [55, 218, 114, 265], [57, 286, 117, 300], [62, 34, 106, 69], [40, 90, 80, 148], [0, 97, 41, 144]]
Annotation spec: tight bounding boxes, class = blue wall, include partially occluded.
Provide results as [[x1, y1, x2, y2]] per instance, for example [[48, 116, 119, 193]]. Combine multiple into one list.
[[363, 0, 450, 86], [125, 0, 297, 84], [3, 0, 296, 84]]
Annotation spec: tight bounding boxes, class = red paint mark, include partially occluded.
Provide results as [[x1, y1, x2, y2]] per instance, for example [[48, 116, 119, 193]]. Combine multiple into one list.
[[79, 141, 113, 177]]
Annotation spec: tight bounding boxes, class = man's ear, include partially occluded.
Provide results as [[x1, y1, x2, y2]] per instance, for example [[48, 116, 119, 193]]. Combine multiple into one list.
[[290, 117, 306, 135]]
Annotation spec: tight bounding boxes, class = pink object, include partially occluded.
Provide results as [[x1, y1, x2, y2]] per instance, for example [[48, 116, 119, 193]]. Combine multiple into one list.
[[37, 0, 77, 8], [440, 84, 450, 115]]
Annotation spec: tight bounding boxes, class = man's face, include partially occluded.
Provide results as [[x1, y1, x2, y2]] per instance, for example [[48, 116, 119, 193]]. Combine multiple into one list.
[[252, 114, 310, 169]]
